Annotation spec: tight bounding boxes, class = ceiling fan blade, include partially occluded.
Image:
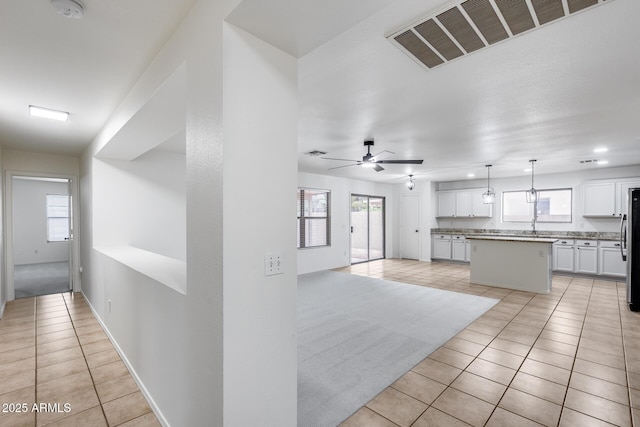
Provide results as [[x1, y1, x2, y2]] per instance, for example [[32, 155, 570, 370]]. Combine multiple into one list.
[[375, 159, 424, 164], [328, 163, 359, 170], [321, 157, 359, 162], [373, 164, 385, 172]]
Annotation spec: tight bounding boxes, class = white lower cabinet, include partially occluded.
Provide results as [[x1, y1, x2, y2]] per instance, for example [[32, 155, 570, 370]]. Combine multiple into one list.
[[432, 235, 452, 259], [599, 241, 627, 277], [575, 240, 598, 275], [553, 240, 575, 272], [451, 235, 466, 261]]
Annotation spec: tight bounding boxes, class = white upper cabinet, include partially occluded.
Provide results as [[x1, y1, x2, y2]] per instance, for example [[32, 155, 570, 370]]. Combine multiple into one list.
[[471, 189, 492, 217], [583, 178, 640, 217], [583, 181, 616, 217], [437, 189, 492, 218], [437, 192, 456, 217], [455, 191, 473, 217]]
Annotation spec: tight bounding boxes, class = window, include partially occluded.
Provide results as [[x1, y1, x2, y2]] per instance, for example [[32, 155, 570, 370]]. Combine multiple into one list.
[[502, 188, 572, 223], [46, 194, 70, 242], [297, 188, 330, 248]]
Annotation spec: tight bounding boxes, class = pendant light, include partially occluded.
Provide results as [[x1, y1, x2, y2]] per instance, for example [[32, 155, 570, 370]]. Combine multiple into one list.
[[406, 175, 415, 191], [482, 165, 495, 204], [526, 159, 539, 203]]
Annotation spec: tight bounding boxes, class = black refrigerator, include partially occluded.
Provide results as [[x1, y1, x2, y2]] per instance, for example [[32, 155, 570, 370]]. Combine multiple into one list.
[[622, 188, 640, 312]]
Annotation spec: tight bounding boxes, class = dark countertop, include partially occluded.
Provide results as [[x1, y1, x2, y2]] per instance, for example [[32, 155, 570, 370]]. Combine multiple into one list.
[[431, 228, 621, 241]]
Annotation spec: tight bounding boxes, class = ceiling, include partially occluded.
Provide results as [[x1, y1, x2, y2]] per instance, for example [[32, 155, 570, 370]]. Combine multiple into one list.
[[0, 0, 196, 155], [2, 0, 640, 184]]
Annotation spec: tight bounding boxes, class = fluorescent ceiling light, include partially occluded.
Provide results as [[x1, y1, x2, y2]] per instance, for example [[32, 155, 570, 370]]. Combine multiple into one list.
[[29, 105, 69, 122], [594, 147, 608, 153]]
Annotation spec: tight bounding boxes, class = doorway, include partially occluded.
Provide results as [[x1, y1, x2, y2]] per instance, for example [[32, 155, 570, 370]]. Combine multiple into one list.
[[9, 175, 74, 298], [350, 194, 385, 264], [400, 194, 421, 260]]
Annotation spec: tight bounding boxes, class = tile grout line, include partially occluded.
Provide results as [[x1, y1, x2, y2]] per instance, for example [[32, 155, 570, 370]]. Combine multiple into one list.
[[61, 293, 110, 426], [554, 279, 593, 427]]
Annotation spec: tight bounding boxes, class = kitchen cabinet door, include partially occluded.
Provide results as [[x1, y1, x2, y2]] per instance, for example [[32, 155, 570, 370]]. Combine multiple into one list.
[[451, 237, 466, 261], [432, 236, 452, 259], [599, 246, 626, 277], [437, 192, 456, 217], [471, 189, 492, 217], [583, 181, 616, 217], [575, 246, 598, 274], [554, 245, 575, 272], [455, 191, 473, 217]]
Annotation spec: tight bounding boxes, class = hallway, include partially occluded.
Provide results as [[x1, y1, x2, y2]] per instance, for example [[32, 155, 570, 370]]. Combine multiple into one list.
[[0, 292, 159, 426]]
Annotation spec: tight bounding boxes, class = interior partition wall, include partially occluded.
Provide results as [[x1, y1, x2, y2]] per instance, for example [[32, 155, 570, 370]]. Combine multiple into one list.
[[350, 194, 385, 264]]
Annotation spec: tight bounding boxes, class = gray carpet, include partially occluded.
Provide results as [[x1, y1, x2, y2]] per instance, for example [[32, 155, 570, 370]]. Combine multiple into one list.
[[298, 270, 499, 427], [14, 261, 70, 298]]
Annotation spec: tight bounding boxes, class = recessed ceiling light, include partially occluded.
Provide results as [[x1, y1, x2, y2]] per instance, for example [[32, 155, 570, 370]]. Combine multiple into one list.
[[524, 168, 532, 173], [597, 160, 609, 165], [593, 147, 608, 153], [29, 105, 69, 122], [467, 173, 475, 178]]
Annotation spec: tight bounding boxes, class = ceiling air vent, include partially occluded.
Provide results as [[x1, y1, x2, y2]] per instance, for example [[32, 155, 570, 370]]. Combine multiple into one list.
[[389, 0, 613, 71], [305, 150, 328, 156]]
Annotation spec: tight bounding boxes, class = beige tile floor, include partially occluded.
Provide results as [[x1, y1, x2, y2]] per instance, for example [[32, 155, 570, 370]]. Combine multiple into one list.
[[0, 292, 160, 427], [337, 259, 640, 427]]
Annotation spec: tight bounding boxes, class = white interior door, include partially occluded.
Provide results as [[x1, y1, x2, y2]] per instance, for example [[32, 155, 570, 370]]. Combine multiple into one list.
[[400, 195, 420, 260]]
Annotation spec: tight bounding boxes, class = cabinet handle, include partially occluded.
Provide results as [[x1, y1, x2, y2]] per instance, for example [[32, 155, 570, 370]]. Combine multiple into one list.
[[584, 242, 590, 245], [561, 241, 567, 244]]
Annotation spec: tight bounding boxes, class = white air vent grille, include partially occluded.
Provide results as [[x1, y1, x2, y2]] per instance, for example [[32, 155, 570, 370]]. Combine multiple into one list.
[[389, 0, 612, 71]]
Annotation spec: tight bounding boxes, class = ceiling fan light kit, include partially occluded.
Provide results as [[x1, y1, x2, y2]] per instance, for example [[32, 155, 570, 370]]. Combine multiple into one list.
[[51, 0, 85, 19], [322, 140, 423, 172]]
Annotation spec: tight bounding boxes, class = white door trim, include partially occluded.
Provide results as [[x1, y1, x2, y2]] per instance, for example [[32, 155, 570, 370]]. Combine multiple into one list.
[[4, 170, 81, 301]]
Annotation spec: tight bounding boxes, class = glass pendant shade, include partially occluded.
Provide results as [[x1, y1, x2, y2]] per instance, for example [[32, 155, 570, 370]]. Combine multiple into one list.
[[483, 165, 495, 204], [406, 175, 415, 190], [482, 191, 495, 204]]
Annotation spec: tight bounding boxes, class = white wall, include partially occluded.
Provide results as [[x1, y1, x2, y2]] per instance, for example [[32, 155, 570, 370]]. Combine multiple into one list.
[[12, 179, 69, 265], [80, 1, 299, 426], [297, 172, 397, 274], [434, 165, 640, 233], [93, 150, 186, 261], [0, 146, 4, 316], [81, 1, 234, 425], [222, 24, 298, 426]]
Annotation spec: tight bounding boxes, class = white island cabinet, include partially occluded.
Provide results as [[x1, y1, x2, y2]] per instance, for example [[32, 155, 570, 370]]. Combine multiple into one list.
[[468, 236, 556, 294]]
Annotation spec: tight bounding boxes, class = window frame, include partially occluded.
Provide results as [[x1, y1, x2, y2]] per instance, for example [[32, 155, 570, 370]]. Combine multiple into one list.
[[297, 188, 331, 249], [502, 188, 573, 223], [46, 193, 71, 243]]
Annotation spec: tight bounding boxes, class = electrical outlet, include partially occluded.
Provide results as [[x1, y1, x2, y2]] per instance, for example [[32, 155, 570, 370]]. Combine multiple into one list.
[[265, 253, 283, 276]]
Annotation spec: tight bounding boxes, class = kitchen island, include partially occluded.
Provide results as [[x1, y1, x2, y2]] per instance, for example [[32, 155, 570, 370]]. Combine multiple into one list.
[[467, 236, 557, 294]]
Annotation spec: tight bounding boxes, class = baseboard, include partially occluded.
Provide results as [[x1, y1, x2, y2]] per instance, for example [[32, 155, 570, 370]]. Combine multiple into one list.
[[81, 291, 170, 427]]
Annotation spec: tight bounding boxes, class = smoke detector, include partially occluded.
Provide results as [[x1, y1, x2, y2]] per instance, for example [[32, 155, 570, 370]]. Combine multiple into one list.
[[51, 0, 85, 19]]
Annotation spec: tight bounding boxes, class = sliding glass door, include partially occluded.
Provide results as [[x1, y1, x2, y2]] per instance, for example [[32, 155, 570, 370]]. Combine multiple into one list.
[[350, 194, 385, 264]]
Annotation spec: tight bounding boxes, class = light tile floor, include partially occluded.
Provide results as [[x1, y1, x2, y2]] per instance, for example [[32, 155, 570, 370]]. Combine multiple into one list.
[[337, 259, 640, 427], [0, 292, 160, 427]]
